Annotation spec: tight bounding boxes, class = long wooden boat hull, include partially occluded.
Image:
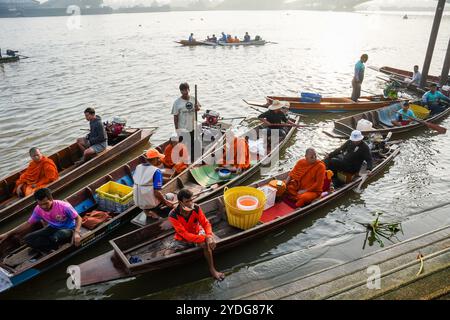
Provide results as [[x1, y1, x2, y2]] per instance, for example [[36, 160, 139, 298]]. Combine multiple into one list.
[[77, 143, 400, 286], [175, 40, 216, 46], [218, 40, 266, 46], [0, 122, 236, 293], [131, 115, 301, 227], [0, 56, 20, 63], [376, 66, 449, 97], [0, 128, 155, 225], [331, 101, 450, 137], [244, 95, 404, 113], [379, 66, 447, 85]]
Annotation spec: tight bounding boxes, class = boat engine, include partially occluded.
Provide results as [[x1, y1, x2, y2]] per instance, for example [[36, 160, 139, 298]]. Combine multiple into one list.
[[368, 133, 390, 157], [202, 110, 221, 126], [105, 117, 127, 140]]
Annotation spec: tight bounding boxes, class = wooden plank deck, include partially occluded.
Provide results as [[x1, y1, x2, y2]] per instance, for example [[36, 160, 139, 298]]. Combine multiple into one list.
[[237, 226, 450, 300]]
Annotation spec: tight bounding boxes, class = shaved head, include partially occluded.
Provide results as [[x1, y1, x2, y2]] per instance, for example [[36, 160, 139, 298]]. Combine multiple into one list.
[[305, 148, 317, 164]]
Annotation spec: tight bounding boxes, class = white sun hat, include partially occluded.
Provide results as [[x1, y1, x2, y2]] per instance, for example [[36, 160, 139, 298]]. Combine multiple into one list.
[[350, 130, 364, 142]]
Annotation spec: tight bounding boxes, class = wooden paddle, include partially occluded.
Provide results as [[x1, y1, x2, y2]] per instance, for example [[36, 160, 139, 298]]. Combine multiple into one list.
[[353, 173, 369, 194], [399, 111, 447, 134], [242, 99, 307, 118]]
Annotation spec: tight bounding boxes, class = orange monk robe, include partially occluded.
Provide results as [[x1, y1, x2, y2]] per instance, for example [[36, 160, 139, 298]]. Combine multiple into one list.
[[286, 159, 326, 207], [162, 143, 189, 174], [14, 157, 59, 196], [223, 137, 251, 170]]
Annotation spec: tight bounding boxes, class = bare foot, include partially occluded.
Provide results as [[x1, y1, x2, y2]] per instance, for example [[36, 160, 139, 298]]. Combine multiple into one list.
[[211, 270, 225, 281]]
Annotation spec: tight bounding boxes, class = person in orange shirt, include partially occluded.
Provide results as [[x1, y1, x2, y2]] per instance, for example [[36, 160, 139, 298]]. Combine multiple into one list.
[[162, 134, 189, 174], [219, 134, 250, 173], [168, 188, 224, 281], [14, 148, 59, 197], [285, 148, 326, 207]]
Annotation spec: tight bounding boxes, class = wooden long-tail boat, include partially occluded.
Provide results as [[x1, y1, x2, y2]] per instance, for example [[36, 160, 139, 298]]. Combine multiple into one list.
[[0, 122, 235, 293], [243, 95, 405, 113], [76, 142, 400, 287], [130, 114, 301, 227], [217, 40, 267, 46], [378, 66, 447, 86], [175, 40, 216, 46], [0, 56, 20, 63], [373, 66, 450, 97], [0, 128, 155, 225], [327, 101, 450, 138]]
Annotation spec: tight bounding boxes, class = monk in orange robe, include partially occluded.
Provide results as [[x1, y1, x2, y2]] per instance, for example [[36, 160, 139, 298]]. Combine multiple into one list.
[[14, 148, 59, 197], [162, 135, 189, 174], [221, 136, 251, 171], [285, 148, 326, 207]]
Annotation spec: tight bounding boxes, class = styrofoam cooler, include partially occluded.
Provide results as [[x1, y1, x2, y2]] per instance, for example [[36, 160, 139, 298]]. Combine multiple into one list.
[[257, 185, 277, 210]]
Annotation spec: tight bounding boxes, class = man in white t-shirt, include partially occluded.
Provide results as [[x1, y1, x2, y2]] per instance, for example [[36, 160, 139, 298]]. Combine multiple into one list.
[[172, 82, 201, 163]]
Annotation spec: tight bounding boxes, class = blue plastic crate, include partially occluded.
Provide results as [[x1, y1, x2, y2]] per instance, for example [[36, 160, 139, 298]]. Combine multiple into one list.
[[299, 92, 321, 103]]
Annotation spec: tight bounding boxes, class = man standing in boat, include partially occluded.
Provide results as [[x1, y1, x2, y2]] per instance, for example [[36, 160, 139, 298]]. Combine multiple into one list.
[[76, 107, 107, 165], [172, 82, 201, 164], [351, 54, 368, 102], [0, 188, 82, 254], [167, 188, 225, 281]]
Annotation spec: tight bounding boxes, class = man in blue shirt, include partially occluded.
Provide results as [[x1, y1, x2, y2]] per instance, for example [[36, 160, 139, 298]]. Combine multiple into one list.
[[220, 32, 227, 42], [422, 83, 450, 116], [351, 54, 368, 102], [188, 33, 195, 42], [392, 102, 416, 126]]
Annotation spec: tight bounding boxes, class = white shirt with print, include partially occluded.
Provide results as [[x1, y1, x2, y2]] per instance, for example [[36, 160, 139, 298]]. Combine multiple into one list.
[[171, 96, 198, 132]]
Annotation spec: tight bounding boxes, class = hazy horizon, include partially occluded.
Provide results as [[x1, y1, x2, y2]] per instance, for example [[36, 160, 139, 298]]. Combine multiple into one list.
[[30, 0, 450, 11]]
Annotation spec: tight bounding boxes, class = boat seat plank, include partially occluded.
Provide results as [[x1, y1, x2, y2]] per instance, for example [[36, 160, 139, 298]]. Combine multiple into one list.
[[58, 148, 75, 169], [3, 247, 38, 268]]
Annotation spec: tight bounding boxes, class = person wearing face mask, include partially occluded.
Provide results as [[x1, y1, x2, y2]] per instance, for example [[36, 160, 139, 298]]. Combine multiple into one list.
[[167, 188, 225, 281]]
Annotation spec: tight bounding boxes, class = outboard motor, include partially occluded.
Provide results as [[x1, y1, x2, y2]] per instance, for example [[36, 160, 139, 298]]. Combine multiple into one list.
[[104, 117, 127, 141], [202, 110, 220, 126], [368, 132, 392, 157], [6, 50, 17, 57]]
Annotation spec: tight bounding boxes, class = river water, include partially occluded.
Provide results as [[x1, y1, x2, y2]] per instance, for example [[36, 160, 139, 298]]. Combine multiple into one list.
[[0, 10, 449, 299]]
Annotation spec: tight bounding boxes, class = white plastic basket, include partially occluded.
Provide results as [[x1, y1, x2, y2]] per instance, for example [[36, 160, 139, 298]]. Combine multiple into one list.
[[257, 185, 277, 210]]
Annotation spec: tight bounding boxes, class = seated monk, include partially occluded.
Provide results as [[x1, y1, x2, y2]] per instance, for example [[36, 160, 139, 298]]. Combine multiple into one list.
[[14, 148, 59, 198], [161, 134, 189, 174], [285, 148, 326, 207], [219, 135, 250, 172]]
